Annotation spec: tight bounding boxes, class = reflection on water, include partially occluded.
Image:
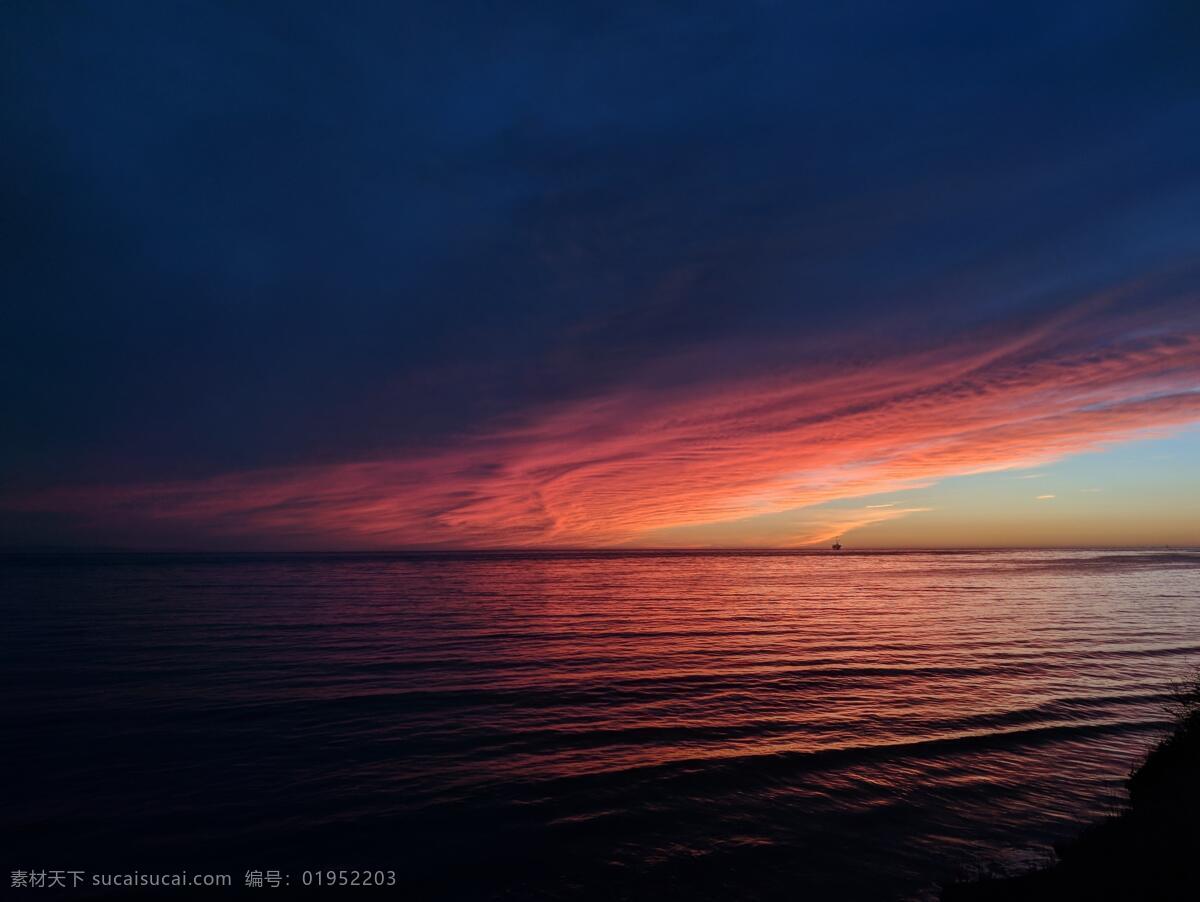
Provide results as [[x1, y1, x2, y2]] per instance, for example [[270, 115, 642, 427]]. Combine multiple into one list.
[[3, 550, 1198, 899]]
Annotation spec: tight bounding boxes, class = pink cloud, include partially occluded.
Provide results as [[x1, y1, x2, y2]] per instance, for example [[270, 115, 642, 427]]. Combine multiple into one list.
[[8, 302, 1200, 548]]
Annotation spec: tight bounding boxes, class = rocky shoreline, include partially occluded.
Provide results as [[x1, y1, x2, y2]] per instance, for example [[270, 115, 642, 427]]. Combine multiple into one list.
[[943, 672, 1200, 900]]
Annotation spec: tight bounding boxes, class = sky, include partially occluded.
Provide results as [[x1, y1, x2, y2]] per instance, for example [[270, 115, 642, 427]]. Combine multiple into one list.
[[2, 0, 1199, 550]]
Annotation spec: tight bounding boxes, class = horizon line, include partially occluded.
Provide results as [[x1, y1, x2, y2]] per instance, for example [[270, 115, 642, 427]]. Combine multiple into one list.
[[3, 543, 1197, 555]]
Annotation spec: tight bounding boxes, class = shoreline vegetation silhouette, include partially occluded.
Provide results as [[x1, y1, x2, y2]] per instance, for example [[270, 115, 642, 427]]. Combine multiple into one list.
[[943, 667, 1200, 900]]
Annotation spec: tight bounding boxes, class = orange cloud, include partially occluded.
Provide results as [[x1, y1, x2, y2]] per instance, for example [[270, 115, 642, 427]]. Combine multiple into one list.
[[638, 503, 933, 548], [9, 306, 1200, 548]]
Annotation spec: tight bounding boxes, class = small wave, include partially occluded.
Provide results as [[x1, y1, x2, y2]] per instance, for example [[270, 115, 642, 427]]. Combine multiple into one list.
[[474, 718, 1169, 805], [1009, 551, 1200, 572]]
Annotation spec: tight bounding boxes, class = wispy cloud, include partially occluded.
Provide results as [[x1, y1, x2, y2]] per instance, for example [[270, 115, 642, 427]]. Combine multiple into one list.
[[638, 504, 933, 548], [1036, 494, 1056, 501], [9, 295, 1199, 548]]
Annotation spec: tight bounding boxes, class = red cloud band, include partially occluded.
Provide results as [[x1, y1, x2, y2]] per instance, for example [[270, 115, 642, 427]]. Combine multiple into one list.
[[10, 311, 1200, 548]]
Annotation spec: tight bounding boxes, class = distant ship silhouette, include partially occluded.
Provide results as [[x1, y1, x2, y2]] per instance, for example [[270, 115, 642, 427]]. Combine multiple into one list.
[[831, 538, 842, 550]]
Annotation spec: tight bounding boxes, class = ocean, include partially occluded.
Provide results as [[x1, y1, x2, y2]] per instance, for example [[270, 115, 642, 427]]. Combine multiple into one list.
[[3, 549, 1198, 899]]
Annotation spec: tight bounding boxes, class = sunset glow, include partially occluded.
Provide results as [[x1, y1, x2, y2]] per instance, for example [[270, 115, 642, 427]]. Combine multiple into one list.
[[3, 1, 1198, 551], [6, 4, 1200, 900], [11, 290, 1198, 549]]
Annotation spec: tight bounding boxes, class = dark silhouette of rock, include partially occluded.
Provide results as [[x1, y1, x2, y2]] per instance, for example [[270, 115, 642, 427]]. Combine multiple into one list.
[[943, 671, 1200, 900]]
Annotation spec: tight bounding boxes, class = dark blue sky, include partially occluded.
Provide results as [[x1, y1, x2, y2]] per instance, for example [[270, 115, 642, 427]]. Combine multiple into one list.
[[3, 1, 1198, 548]]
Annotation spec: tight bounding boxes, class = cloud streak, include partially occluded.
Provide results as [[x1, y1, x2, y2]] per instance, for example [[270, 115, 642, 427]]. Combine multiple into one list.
[[11, 297, 1200, 548]]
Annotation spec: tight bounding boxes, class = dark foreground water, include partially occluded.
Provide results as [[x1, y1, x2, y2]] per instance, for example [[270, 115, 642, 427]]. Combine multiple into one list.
[[3, 550, 1199, 900]]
